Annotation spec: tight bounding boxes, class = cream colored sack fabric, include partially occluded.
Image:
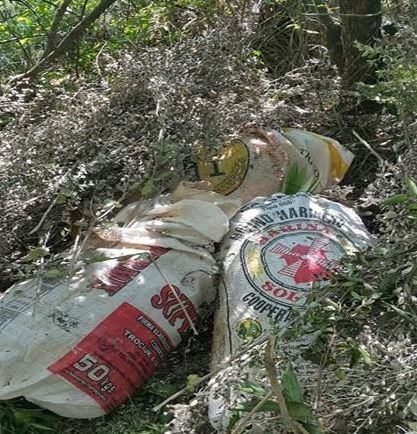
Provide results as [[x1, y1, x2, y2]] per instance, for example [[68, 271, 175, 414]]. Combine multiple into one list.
[[0, 183, 240, 419], [195, 131, 289, 204], [278, 128, 354, 193], [209, 193, 371, 431], [195, 129, 354, 203]]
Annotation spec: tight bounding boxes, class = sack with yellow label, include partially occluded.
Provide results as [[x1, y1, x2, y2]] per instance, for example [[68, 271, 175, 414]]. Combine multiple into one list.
[[194, 130, 289, 204], [278, 128, 354, 194], [194, 128, 354, 204]]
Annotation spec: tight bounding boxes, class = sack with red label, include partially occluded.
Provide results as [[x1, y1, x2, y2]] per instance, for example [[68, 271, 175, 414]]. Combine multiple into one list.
[[194, 128, 354, 204], [208, 193, 371, 430], [0, 182, 240, 419]]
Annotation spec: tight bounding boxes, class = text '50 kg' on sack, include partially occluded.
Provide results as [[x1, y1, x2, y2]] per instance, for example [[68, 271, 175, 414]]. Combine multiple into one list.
[[0, 183, 240, 419], [208, 193, 372, 431], [194, 128, 354, 204]]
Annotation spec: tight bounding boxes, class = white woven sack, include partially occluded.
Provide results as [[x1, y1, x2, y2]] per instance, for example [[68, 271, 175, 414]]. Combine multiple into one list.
[[195, 129, 354, 204], [209, 193, 371, 431], [0, 183, 240, 419]]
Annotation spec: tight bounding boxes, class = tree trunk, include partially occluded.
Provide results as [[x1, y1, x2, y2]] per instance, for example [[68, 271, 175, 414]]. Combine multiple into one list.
[[45, 0, 73, 55], [339, 0, 382, 88]]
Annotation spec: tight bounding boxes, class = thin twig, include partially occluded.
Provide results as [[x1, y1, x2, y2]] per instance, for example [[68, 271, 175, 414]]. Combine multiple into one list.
[[265, 336, 290, 420], [231, 392, 273, 434], [152, 268, 344, 413], [32, 229, 51, 317], [0, 34, 44, 44], [314, 328, 337, 409], [68, 232, 81, 278], [95, 41, 107, 77], [28, 170, 70, 235], [152, 369, 215, 412], [303, 12, 382, 18], [265, 336, 310, 434], [151, 257, 199, 335], [352, 130, 385, 164], [28, 194, 59, 235], [152, 296, 331, 412], [152, 336, 269, 412]]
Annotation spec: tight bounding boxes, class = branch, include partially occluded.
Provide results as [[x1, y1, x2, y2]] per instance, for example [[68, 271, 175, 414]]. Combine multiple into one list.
[[0, 8, 32, 66], [10, 0, 118, 83], [44, 0, 73, 55], [352, 130, 385, 164], [264, 336, 309, 434], [0, 34, 44, 45], [231, 392, 273, 434], [13, 0, 49, 33], [311, 1, 339, 29]]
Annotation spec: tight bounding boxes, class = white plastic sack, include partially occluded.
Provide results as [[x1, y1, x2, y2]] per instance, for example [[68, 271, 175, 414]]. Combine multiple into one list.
[[194, 130, 288, 204], [209, 193, 371, 430], [279, 128, 354, 193], [0, 183, 240, 419], [194, 128, 354, 204]]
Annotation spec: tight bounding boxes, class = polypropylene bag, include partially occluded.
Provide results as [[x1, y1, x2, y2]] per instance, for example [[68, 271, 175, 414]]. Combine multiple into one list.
[[0, 183, 240, 419], [194, 130, 288, 204], [209, 193, 371, 430], [194, 128, 354, 204], [279, 128, 354, 193]]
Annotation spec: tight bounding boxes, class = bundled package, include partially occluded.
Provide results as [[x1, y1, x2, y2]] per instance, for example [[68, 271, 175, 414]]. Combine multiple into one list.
[[0, 183, 240, 419], [195, 128, 354, 203], [209, 193, 372, 430]]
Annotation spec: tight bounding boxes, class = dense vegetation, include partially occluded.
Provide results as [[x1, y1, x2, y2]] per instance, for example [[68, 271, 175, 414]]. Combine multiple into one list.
[[1, 1, 417, 433]]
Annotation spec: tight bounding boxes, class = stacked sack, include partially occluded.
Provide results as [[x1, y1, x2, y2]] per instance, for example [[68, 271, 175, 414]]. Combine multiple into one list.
[[208, 193, 372, 431], [194, 128, 354, 203], [0, 183, 240, 418]]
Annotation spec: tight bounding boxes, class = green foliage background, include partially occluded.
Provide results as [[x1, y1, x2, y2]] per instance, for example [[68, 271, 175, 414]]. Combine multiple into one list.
[[0, 0, 221, 80]]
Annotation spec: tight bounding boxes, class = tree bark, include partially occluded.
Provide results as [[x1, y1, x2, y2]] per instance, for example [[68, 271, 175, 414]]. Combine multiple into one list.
[[339, 0, 382, 88], [10, 0, 118, 83], [45, 0, 73, 55]]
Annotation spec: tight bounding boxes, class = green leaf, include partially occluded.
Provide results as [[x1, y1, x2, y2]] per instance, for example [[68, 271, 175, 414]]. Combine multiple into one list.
[[22, 247, 49, 262], [240, 398, 322, 432], [186, 374, 201, 392], [29, 422, 57, 431], [282, 366, 303, 403], [335, 368, 346, 380], [227, 412, 241, 431], [148, 382, 180, 399], [287, 402, 315, 422], [241, 398, 279, 413], [43, 268, 65, 279], [155, 170, 174, 182], [382, 193, 408, 206], [408, 395, 417, 417], [56, 192, 71, 204], [141, 179, 156, 196], [282, 162, 310, 194], [304, 422, 325, 434], [239, 382, 267, 397], [406, 177, 417, 198], [357, 345, 373, 367]]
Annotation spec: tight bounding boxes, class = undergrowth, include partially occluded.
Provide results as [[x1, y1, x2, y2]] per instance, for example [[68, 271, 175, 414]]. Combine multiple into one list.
[[1, 1, 417, 434]]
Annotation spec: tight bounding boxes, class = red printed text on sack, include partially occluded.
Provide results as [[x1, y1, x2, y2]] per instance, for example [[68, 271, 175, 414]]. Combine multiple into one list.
[[151, 285, 197, 335], [91, 246, 169, 296]]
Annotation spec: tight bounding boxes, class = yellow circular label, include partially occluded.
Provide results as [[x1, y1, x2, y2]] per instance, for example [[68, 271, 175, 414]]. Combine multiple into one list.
[[196, 139, 250, 195], [237, 318, 262, 341]]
